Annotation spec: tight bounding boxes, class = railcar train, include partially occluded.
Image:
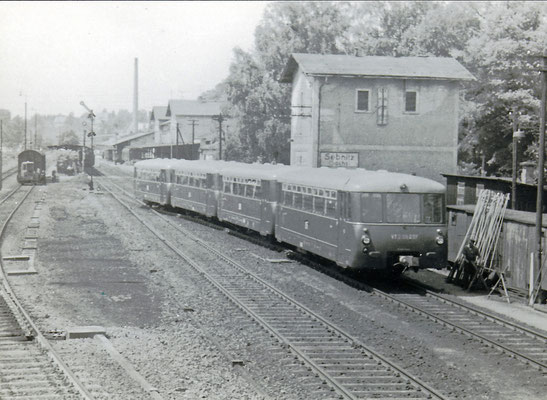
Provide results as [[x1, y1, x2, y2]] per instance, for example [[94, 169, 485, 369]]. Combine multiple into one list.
[[134, 159, 447, 274], [17, 150, 46, 185]]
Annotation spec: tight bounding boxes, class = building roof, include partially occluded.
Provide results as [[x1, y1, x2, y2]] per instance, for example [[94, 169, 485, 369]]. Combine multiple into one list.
[[151, 106, 168, 121], [280, 53, 475, 83], [102, 131, 154, 146], [166, 99, 223, 117]]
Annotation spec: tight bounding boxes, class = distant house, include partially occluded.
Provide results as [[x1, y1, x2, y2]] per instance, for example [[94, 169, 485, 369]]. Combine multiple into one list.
[[280, 53, 475, 181], [102, 131, 155, 162], [150, 106, 170, 144], [165, 99, 227, 147]]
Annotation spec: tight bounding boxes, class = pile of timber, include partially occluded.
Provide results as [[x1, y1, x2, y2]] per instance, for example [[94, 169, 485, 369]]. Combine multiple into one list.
[[453, 190, 510, 288]]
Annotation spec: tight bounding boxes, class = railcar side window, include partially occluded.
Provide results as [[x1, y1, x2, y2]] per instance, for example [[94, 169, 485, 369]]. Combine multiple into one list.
[[283, 191, 293, 206], [386, 193, 420, 223], [314, 196, 325, 215], [326, 198, 336, 217], [255, 184, 262, 199], [360, 193, 383, 222], [293, 193, 303, 209], [303, 194, 313, 212], [423, 194, 443, 223]]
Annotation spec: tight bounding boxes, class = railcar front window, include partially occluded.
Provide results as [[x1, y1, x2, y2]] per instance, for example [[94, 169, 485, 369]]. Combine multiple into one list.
[[423, 194, 444, 223], [386, 194, 420, 223], [360, 193, 383, 222]]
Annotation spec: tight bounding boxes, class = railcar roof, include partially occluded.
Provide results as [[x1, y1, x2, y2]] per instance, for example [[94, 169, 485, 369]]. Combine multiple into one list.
[[276, 167, 445, 193], [134, 158, 176, 170], [170, 159, 227, 174], [218, 162, 294, 180]]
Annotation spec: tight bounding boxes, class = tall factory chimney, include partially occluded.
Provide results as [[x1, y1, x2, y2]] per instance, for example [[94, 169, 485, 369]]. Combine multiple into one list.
[[133, 57, 138, 134]]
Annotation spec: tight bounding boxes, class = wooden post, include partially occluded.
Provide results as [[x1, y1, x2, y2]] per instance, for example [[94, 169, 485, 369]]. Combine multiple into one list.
[[533, 53, 547, 304]]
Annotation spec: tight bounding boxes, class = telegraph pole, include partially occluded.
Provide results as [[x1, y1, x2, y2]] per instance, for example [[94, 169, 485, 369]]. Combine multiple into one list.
[[82, 128, 87, 171], [0, 120, 3, 191], [80, 101, 96, 190], [212, 113, 225, 160], [533, 52, 547, 304], [24, 101, 27, 150], [34, 113, 37, 150], [188, 119, 198, 144], [511, 109, 523, 210]]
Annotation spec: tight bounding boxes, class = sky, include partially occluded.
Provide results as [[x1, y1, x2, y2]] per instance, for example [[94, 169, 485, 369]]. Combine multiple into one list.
[[0, 1, 269, 118]]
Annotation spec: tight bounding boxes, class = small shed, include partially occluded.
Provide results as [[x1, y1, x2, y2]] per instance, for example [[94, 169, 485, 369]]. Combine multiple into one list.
[[443, 173, 546, 212], [448, 205, 547, 295]]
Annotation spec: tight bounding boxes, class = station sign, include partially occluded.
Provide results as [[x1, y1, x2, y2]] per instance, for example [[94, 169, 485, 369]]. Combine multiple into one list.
[[320, 152, 359, 168]]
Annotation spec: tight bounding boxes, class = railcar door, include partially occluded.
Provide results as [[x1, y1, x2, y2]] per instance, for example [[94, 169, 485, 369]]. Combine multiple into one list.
[[205, 172, 220, 217], [259, 180, 275, 235], [159, 169, 171, 205], [336, 191, 356, 267]]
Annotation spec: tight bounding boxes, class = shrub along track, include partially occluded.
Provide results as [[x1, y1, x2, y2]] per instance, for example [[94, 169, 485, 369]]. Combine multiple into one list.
[[0, 184, 94, 400]]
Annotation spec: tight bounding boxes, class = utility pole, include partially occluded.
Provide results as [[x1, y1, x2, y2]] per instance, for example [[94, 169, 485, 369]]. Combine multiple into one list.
[[82, 128, 87, 171], [533, 52, 547, 305], [212, 113, 225, 160], [0, 120, 3, 191], [511, 109, 523, 210], [80, 101, 96, 190], [24, 101, 27, 150], [188, 119, 199, 144], [34, 113, 37, 150]]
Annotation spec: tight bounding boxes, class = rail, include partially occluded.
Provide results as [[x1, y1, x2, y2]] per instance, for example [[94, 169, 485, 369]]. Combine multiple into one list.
[[98, 175, 449, 400]]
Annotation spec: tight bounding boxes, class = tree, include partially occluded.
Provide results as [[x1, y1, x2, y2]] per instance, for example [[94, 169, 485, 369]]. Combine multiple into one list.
[[58, 129, 80, 146], [224, 1, 352, 163], [461, 1, 546, 175], [1, 116, 25, 150]]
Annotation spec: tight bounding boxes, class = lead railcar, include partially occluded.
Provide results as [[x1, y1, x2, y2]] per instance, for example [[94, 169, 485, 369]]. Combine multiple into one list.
[[275, 167, 447, 273], [17, 150, 46, 185]]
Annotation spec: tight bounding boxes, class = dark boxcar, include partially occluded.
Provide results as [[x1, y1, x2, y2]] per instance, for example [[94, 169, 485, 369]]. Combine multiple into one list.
[[17, 150, 46, 185]]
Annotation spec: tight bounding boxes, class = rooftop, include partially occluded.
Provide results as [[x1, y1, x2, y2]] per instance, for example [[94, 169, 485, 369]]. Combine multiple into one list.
[[280, 53, 475, 83], [166, 100, 223, 117], [151, 106, 168, 121]]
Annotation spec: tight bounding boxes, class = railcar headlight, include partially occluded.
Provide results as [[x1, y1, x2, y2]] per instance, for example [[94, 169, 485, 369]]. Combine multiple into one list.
[[436, 235, 445, 245], [362, 228, 371, 245]]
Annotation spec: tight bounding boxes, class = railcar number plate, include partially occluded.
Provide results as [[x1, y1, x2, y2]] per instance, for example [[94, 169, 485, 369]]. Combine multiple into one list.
[[391, 234, 418, 240]]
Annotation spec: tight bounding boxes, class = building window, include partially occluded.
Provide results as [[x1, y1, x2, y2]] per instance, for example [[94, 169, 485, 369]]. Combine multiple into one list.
[[377, 87, 388, 125], [405, 91, 418, 113], [355, 89, 370, 112]]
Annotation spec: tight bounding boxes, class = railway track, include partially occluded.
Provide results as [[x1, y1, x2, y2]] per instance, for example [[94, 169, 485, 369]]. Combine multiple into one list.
[[97, 165, 547, 377], [2, 166, 18, 181], [0, 184, 94, 400], [286, 249, 547, 374], [376, 280, 547, 372], [97, 174, 448, 400]]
